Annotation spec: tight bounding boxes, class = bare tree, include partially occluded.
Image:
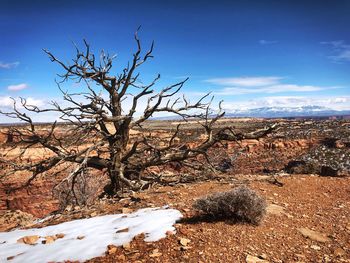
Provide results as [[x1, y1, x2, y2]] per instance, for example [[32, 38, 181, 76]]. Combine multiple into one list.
[[0, 29, 275, 196]]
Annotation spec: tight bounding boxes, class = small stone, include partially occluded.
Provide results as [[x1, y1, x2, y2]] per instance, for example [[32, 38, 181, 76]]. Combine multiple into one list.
[[42, 236, 56, 244], [346, 223, 350, 231], [266, 204, 284, 216], [166, 230, 175, 236], [122, 208, 132, 214], [149, 249, 162, 258], [17, 235, 40, 245], [116, 255, 126, 261], [116, 228, 129, 233], [334, 247, 346, 257], [122, 242, 131, 250], [179, 238, 191, 246], [77, 236, 85, 240], [55, 233, 65, 239], [246, 254, 269, 263], [297, 228, 331, 242], [107, 244, 117, 255], [311, 245, 321, 250], [295, 254, 306, 259]]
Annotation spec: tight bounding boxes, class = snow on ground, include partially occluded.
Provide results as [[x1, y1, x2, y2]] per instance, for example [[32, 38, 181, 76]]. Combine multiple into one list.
[[0, 207, 182, 263]]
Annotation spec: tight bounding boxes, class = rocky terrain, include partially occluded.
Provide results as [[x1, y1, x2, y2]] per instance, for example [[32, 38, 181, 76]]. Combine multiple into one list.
[[0, 118, 349, 262]]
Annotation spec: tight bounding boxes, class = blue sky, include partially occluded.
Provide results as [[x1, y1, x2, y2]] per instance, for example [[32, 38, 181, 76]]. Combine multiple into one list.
[[1, 0, 350, 121]]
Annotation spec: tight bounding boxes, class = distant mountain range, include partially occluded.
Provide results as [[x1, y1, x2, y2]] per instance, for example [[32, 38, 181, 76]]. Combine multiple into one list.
[[225, 105, 350, 118], [151, 105, 350, 120]]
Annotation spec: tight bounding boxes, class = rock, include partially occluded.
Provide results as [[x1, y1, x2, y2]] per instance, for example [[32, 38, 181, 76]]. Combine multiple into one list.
[[297, 228, 331, 242], [266, 204, 292, 218], [295, 253, 306, 259], [122, 208, 132, 214], [116, 228, 129, 233], [166, 230, 175, 236], [310, 245, 321, 250], [90, 211, 97, 217], [116, 255, 126, 261], [246, 254, 269, 263], [122, 242, 131, 250], [266, 204, 285, 216], [77, 236, 85, 240], [180, 245, 190, 251], [17, 235, 40, 245], [1, 180, 60, 218], [179, 237, 191, 246], [0, 210, 35, 231], [149, 249, 162, 258], [42, 236, 56, 244], [334, 247, 346, 257], [346, 224, 350, 232], [55, 233, 65, 239], [107, 244, 117, 255]]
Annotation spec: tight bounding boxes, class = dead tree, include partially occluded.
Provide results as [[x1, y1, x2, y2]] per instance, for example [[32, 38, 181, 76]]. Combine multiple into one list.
[[0, 30, 276, 196]]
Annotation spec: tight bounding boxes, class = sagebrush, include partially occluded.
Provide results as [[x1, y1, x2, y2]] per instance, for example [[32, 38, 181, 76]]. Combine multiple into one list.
[[193, 186, 267, 225], [53, 169, 108, 210]]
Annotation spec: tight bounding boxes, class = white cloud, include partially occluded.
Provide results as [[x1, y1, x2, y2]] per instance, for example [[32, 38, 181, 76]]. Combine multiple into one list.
[[259, 40, 277, 45], [331, 50, 350, 61], [216, 84, 329, 95], [321, 40, 350, 62], [0, 96, 45, 108], [222, 96, 350, 111], [205, 76, 282, 87], [7, 83, 29, 91], [0, 61, 20, 69], [0, 96, 60, 123], [205, 76, 337, 95]]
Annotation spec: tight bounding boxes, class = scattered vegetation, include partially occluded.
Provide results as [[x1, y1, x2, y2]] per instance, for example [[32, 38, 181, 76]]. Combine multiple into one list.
[[193, 186, 267, 225], [53, 169, 108, 210]]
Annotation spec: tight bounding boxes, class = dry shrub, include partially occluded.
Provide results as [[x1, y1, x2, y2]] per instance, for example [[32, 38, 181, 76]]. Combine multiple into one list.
[[53, 169, 108, 211], [193, 186, 266, 225]]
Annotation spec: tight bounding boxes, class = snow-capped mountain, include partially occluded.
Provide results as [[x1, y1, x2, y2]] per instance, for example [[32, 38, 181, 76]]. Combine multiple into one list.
[[225, 105, 350, 118]]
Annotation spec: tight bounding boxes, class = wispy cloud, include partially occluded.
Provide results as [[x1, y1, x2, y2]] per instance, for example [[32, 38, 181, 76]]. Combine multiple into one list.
[[204, 76, 337, 95], [0, 96, 44, 108], [7, 83, 29, 91], [259, 40, 277, 45], [0, 96, 60, 123], [222, 96, 350, 111], [216, 84, 329, 95], [205, 76, 282, 87], [0, 61, 20, 69], [321, 40, 350, 62]]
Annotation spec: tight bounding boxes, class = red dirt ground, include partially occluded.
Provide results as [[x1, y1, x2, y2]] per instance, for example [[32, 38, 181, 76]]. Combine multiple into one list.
[[29, 174, 349, 263]]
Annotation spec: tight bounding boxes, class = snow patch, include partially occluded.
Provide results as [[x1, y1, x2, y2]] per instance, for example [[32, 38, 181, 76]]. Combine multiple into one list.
[[0, 207, 182, 263]]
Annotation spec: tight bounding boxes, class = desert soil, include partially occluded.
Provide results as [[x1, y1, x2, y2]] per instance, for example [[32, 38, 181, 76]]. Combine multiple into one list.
[[0, 119, 349, 262], [23, 174, 349, 263]]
